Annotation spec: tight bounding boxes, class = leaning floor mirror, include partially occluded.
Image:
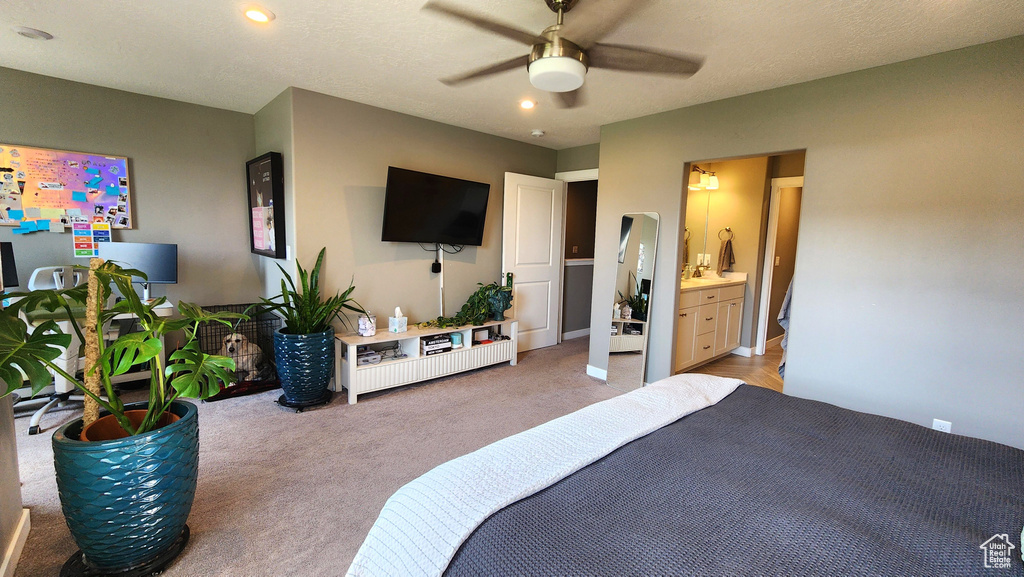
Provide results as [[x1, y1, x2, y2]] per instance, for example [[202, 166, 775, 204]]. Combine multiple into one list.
[[607, 212, 659, 391]]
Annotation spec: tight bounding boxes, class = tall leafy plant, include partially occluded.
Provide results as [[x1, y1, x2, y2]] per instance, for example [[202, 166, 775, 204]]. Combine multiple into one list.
[[0, 261, 245, 435], [618, 271, 648, 321], [261, 247, 364, 334]]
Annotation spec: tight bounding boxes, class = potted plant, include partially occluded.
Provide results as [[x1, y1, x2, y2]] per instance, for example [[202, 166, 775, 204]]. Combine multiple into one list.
[[0, 259, 244, 575], [260, 247, 364, 408], [618, 271, 648, 322], [418, 281, 513, 328]]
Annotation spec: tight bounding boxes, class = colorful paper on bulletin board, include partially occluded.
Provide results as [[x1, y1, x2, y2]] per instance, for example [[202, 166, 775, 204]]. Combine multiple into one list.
[[0, 143, 132, 230], [72, 222, 111, 257]]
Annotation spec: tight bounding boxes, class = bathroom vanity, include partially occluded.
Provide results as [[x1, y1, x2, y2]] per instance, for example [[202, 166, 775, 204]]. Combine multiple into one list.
[[674, 277, 746, 373]]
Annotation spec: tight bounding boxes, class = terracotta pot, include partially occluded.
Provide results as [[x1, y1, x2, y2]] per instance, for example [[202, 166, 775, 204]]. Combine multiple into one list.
[[80, 408, 180, 442]]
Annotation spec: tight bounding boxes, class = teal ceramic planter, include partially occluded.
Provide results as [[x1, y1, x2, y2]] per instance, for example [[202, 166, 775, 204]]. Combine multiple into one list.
[[274, 326, 335, 404], [52, 401, 198, 572]]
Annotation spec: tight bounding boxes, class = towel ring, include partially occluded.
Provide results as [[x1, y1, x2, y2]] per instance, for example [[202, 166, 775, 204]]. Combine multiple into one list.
[[718, 227, 734, 241], [683, 228, 691, 241]]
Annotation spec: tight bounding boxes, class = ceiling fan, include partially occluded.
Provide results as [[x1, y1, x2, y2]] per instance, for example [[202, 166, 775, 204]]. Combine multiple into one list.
[[423, 0, 704, 108]]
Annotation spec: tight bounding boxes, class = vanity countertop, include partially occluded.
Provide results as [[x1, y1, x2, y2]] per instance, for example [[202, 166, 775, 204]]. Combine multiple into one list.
[[680, 276, 747, 291]]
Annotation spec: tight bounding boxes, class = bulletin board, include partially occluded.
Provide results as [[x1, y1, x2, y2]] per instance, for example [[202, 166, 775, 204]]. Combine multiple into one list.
[[0, 143, 133, 233]]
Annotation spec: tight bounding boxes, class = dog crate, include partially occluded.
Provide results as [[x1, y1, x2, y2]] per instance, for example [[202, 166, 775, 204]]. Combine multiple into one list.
[[197, 303, 282, 401]]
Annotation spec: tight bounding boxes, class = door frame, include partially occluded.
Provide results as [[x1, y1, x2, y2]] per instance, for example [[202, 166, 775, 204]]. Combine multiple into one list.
[[755, 176, 803, 355], [553, 168, 598, 344]]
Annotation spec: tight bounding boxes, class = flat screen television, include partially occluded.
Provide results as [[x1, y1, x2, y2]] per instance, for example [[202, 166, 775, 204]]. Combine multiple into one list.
[[96, 242, 177, 300], [380, 167, 490, 246]]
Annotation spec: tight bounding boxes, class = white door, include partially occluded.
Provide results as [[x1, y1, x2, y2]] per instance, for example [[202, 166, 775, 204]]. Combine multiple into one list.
[[503, 172, 565, 351]]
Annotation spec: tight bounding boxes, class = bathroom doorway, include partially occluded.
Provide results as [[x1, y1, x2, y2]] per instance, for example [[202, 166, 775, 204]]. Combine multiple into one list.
[[756, 177, 803, 355]]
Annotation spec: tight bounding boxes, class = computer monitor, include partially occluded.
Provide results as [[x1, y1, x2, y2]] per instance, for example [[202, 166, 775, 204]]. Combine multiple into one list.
[[0, 242, 17, 290], [96, 242, 177, 301]]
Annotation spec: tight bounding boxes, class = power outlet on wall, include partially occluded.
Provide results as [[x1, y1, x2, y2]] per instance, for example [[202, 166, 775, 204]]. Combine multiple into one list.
[[932, 418, 952, 433], [572, 246, 578, 254]]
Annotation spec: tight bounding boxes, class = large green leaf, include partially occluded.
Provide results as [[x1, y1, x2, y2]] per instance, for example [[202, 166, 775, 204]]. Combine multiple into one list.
[[98, 331, 163, 376], [0, 315, 72, 397], [165, 341, 236, 399]]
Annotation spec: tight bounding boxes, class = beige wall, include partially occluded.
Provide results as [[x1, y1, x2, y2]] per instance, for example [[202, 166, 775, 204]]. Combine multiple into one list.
[[0, 397, 21, 566], [592, 36, 1024, 448], [0, 67, 259, 306], [288, 88, 556, 324], [253, 89, 298, 297], [556, 144, 600, 173]]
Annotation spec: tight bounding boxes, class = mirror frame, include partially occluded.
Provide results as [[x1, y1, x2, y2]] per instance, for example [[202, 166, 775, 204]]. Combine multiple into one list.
[[607, 211, 660, 391]]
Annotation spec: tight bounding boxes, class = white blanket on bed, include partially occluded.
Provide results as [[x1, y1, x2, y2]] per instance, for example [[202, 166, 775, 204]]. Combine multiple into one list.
[[346, 373, 744, 577]]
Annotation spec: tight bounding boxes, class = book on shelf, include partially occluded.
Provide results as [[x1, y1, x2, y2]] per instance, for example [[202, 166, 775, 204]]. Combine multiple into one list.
[[422, 335, 452, 346], [422, 346, 452, 356], [421, 342, 453, 353]]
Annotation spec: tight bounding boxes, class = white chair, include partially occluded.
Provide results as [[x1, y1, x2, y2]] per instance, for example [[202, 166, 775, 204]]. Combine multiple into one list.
[[14, 266, 90, 434]]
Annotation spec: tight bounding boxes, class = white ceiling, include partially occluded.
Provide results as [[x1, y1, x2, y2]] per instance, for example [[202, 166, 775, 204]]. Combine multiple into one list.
[[2, 1, 1022, 149]]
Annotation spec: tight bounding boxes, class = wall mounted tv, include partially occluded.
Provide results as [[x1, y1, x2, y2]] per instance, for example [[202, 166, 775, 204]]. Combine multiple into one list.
[[380, 167, 490, 246]]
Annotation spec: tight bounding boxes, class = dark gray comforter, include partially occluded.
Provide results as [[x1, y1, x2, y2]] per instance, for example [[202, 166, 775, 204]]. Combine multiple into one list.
[[446, 385, 1024, 576]]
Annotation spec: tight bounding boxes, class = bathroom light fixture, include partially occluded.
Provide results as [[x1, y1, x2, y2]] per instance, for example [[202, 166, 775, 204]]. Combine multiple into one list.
[[13, 26, 53, 40], [707, 172, 719, 190], [244, 6, 276, 23], [688, 166, 704, 190], [520, 100, 535, 110]]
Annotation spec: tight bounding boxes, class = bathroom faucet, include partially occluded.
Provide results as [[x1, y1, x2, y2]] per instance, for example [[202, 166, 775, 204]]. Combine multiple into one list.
[[692, 264, 706, 278]]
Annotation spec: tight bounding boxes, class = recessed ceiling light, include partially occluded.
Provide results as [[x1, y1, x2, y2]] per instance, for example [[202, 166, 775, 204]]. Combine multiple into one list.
[[244, 6, 276, 23], [13, 26, 53, 41], [520, 100, 535, 110], [531, 129, 545, 138]]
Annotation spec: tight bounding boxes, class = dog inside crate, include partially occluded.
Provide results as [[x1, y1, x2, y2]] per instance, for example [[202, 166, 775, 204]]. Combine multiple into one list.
[[198, 305, 279, 387]]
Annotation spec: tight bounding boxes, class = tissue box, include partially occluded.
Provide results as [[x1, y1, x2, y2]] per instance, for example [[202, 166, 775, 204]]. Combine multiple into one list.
[[389, 316, 408, 333]]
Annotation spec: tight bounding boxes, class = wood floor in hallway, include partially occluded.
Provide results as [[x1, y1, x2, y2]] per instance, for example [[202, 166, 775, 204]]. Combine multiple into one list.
[[685, 344, 785, 393]]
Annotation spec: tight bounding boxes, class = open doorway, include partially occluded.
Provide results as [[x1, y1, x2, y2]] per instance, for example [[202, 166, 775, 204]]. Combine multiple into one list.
[[756, 177, 803, 355], [556, 169, 598, 341]]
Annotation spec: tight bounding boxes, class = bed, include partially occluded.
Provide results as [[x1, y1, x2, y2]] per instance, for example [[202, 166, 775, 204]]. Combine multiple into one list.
[[348, 375, 1024, 576]]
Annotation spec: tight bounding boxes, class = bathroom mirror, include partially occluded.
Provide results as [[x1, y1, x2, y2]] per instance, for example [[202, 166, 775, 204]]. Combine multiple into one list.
[[607, 212, 659, 392], [684, 166, 714, 269]]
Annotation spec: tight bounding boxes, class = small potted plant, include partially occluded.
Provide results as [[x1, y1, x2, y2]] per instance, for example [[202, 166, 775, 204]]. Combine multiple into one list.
[[0, 259, 244, 575], [260, 247, 364, 408], [618, 271, 648, 322]]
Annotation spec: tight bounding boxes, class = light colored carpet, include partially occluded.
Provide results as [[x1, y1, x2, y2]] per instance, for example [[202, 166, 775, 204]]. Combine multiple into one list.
[[12, 337, 619, 577]]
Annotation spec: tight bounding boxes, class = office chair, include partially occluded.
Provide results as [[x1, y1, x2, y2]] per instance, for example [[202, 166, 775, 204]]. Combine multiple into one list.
[[15, 266, 92, 434]]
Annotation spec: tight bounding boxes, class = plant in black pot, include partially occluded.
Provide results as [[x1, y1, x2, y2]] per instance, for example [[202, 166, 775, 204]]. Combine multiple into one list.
[[260, 247, 363, 410], [0, 259, 244, 575]]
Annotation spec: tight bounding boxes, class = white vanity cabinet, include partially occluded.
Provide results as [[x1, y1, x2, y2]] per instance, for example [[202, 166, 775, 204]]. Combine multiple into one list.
[[675, 281, 745, 373]]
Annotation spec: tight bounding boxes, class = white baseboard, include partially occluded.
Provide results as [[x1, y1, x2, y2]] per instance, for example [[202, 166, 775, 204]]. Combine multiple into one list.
[[733, 346, 753, 358], [1, 509, 30, 577], [586, 365, 607, 381], [561, 328, 590, 340]]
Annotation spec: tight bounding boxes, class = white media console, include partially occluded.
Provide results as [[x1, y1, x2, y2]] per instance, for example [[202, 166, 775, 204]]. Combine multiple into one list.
[[334, 318, 518, 404]]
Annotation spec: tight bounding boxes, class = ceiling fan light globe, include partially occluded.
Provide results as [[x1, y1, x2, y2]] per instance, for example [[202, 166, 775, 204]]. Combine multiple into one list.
[[529, 57, 587, 92]]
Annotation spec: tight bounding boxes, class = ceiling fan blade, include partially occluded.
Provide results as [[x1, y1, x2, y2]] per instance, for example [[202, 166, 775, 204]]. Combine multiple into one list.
[[441, 54, 530, 86], [552, 87, 585, 108], [587, 43, 704, 76], [560, 0, 648, 48], [423, 1, 543, 46]]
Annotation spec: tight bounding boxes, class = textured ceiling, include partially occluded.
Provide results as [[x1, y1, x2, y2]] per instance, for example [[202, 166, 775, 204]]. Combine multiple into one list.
[[1, 0, 1022, 149]]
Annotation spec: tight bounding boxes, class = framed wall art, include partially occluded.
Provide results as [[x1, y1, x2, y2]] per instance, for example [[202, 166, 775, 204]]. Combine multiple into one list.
[[246, 151, 285, 259]]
